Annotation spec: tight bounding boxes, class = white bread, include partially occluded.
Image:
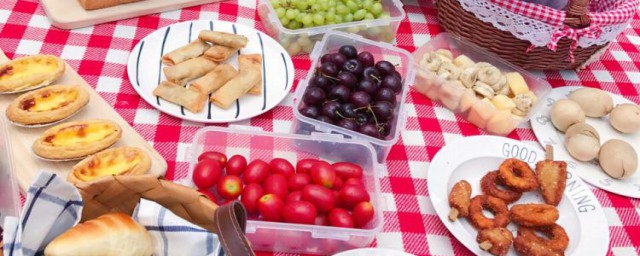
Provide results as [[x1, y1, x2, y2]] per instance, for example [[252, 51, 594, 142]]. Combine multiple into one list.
[[45, 212, 153, 256]]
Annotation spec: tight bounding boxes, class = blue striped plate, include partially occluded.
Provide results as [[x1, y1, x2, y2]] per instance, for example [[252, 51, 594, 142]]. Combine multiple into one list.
[[126, 20, 294, 123]]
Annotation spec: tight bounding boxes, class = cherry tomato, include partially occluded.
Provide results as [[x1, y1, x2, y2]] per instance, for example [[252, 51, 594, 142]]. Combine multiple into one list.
[[310, 161, 337, 188], [338, 184, 370, 209], [288, 173, 311, 191], [332, 176, 344, 190], [269, 158, 296, 177], [328, 208, 354, 228], [286, 191, 303, 203], [241, 183, 264, 214], [198, 189, 216, 202], [244, 159, 270, 184], [352, 201, 375, 228], [217, 175, 244, 200], [314, 214, 329, 226], [198, 151, 227, 168], [263, 174, 289, 200], [257, 194, 284, 221], [301, 184, 336, 213], [331, 162, 363, 180], [192, 159, 222, 190], [282, 201, 317, 224], [226, 155, 247, 176], [343, 178, 364, 187], [296, 159, 318, 174]]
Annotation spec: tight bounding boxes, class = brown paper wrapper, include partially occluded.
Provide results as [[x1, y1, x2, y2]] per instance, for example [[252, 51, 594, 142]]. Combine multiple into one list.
[[74, 175, 254, 256]]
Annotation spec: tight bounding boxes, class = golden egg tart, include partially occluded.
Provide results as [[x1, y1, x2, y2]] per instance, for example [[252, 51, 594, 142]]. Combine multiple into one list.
[[68, 147, 151, 184], [33, 119, 122, 160], [0, 55, 65, 93], [6, 85, 89, 126]]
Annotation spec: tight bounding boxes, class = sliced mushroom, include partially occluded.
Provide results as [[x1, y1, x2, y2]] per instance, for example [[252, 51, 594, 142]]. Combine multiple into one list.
[[477, 66, 501, 85], [420, 52, 442, 72], [513, 92, 536, 112], [459, 67, 479, 88], [473, 81, 495, 99], [437, 62, 461, 80], [435, 49, 454, 61]]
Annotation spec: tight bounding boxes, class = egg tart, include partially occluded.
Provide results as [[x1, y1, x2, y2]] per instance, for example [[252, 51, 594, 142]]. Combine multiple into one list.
[[6, 85, 89, 126], [68, 147, 151, 184], [33, 119, 122, 160], [0, 55, 65, 93]]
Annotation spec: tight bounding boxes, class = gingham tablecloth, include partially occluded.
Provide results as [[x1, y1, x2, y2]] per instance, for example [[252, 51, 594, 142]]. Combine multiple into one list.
[[1, 0, 639, 255]]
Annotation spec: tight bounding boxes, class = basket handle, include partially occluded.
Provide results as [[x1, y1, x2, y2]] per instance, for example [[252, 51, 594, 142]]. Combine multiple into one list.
[[564, 0, 591, 28]]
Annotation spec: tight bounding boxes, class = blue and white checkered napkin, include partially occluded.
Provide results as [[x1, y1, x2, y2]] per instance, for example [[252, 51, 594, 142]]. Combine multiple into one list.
[[3, 172, 221, 256]]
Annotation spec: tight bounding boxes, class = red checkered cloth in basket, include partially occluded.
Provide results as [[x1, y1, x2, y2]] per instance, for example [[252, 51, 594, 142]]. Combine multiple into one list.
[[2, 0, 640, 255]]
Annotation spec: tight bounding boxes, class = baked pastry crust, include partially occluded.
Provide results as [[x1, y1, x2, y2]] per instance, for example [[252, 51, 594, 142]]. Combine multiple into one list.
[[0, 55, 65, 93], [6, 85, 89, 125], [68, 147, 151, 184], [33, 119, 122, 160]]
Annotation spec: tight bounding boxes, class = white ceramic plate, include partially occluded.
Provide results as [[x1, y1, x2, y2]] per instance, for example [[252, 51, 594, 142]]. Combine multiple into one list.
[[333, 248, 414, 256], [530, 86, 640, 198], [427, 135, 609, 256], [126, 20, 294, 123]]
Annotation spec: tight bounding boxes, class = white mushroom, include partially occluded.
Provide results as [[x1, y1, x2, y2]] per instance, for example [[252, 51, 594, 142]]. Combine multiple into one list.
[[513, 92, 536, 112], [453, 55, 475, 68], [435, 49, 454, 61], [459, 67, 479, 88], [437, 62, 461, 80], [564, 122, 600, 161], [477, 66, 502, 86], [420, 52, 442, 72], [550, 99, 586, 132], [568, 88, 613, 117], [609, 103, 640, 134], [599, 139, 638, 179], [473, 81, 495, 99]]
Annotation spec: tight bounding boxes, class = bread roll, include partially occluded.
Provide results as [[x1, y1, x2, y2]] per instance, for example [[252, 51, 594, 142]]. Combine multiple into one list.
[[45, 213, 153, 256]]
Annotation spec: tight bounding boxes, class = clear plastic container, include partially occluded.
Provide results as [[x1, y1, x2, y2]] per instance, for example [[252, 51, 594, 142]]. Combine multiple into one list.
[[257, 0, 405, 55], [291, 31, 415, 163], [181, 125, 384, 255], [412, 33, 552, 135], [0, 116, 20, 226]]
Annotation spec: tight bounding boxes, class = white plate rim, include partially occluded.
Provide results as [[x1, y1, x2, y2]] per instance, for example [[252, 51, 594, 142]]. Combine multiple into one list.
[[126, 20, 295, 123], [427, 135, 609, 256], [530, 86, 640, 198]]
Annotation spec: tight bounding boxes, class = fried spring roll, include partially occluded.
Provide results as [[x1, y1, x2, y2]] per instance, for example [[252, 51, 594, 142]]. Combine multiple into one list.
[[163, 56, 218, 85], [190, 64, 238, 95], [210, 54, 262, 109], [203, 45, 238, 62], [198, 31, 248, 48], [153, 81, 206, 113], [161, 39, 210, 66]]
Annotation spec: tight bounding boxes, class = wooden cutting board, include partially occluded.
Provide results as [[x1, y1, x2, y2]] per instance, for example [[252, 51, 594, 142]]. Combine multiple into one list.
[[0, 50, 168, 191], [40, 0, 224, 30]]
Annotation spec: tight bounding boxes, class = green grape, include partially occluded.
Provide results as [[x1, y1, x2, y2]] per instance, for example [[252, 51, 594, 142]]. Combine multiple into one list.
[[280, 16, 290, 26], [379, 11, 391, 18], [297, 1, 309, 10], [320, 2, 329, 10], [370, 2, 383, 15], [270, 0, 281, 8], [334, 15, 343, 23], [326, 12, 336, 22], [336, 5, 349, 15], [344, 13, 353, 22], [346, 0, 357, 11], [297, 36, 312, 47], [302, 42, 314, 53], [285, 9, 297, 19], [311, 4, 321, 11], [346, 26, 359, 33], [362, 0, 373, 11], [353, 9, 366, 20], [364, 12, 375, 20], [313, 13, 325, 25], [295, 12, 304, 22], [275, 7, 286, 18], [288, 42, 302, 55], [307, 0, 316, 5], [289, 20, 302, 29], [328, 0, 336, 7], [301, 14, 314, 26]]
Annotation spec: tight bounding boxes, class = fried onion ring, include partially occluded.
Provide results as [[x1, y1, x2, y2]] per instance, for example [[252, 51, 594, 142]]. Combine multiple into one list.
[[498, 158, 539, 192], [510, 203, 559, 227], [468, 195, 509, 230], [481, 170, 522, 204], [448, 180, 472, 221], [514, 224, 569, 256], [476, 227, 513, 256]]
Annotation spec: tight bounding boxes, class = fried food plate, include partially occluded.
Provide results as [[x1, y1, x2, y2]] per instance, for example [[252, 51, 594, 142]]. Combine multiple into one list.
[[427, 136, 608, 256], [531, 86, 640, 198]]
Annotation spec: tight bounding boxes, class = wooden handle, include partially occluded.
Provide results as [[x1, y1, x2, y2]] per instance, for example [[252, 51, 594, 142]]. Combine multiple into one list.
[[565, 0, 591, 28]]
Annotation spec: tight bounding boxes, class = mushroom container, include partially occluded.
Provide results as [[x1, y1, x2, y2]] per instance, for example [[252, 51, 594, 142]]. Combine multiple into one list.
[[413, 33, 552, 135]]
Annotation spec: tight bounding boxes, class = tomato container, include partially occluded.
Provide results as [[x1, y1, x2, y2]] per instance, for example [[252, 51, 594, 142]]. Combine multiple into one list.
[[412, 33, 552, 135], [291, 31, 414, 163], [0, 116, 20, 226], [257, 0, 405, 55], [181, 125, 384, 255]]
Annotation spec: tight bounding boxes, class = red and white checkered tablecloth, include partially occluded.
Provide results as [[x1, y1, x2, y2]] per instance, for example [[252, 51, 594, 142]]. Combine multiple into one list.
[[1, 0, 639, 255]]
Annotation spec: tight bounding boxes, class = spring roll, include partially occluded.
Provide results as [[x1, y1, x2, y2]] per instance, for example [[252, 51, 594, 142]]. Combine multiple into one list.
[[190, 64, 238, 94], [210, 54, 262, 109], [153, 81, 206, 113], [245, 55, 264, 95], [163, 56, 218, 85], [203, 45, 237, 62], [198, 31, 248, 48], [161, 39, 210, 66]]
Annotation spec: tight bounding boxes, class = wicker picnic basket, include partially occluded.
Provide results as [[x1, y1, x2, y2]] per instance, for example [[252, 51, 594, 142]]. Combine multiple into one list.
[[436, 0, 640, 70]]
